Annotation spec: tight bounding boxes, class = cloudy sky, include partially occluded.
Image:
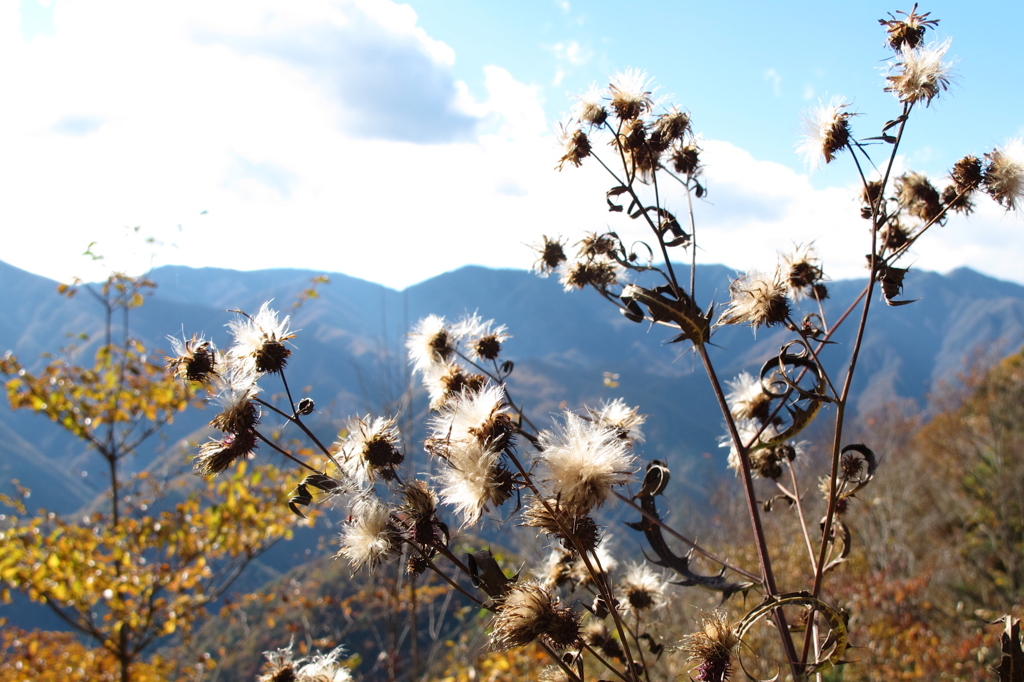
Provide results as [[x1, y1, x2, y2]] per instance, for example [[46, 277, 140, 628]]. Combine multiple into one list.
[[3, 0, 1022, 290]]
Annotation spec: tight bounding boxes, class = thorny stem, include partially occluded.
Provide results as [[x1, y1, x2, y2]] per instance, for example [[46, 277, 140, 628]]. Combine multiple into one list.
[[801, 112, 912, 671], [612, 491, 760, 582], [695, 343, 803, 679]]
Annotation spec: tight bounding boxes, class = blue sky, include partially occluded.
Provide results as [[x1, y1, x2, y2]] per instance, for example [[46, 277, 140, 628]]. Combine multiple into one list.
[[3, 0, 1022, 290]]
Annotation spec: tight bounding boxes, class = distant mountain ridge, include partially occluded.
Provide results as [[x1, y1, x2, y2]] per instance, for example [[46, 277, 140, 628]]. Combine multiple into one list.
[[4, 258, 1024, 517]]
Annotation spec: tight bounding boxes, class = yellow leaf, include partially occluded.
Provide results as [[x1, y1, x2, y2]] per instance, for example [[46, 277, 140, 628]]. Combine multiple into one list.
[[46, 553, 60, 571]]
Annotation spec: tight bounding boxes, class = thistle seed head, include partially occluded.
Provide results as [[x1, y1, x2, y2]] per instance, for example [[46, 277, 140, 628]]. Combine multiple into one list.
[[227, 302, 296, 375], [489, 581, 581, 651], [166, 334, 218, 384], [983, 138, 1024, 211], [885, 39, 953, 107]]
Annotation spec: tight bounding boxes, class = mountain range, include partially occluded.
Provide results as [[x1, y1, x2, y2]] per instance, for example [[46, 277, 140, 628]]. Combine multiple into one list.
[[4, 258, 1024, 515]]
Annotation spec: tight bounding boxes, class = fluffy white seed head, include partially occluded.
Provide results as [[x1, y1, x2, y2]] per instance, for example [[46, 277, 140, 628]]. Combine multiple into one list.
[[984, 138, 1024, 211], [886, 39, 953, 106], [537, 412, 635, 516]]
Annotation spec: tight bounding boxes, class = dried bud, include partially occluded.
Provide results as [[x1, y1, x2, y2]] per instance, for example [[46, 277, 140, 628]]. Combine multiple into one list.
[[297, 397, 315, 415], [583, 621, 625, 661]]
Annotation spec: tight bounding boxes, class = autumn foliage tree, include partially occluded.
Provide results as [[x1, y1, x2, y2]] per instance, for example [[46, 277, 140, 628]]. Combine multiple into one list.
[[0, 273, 297, 682]]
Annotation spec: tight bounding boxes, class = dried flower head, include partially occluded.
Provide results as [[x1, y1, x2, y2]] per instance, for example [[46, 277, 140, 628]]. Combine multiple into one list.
[[557, 122, 592, 170], [616, 562, 667, 611], [682, 611, 740, 682], [193, 429, 258, 476], [260, 644, 351, 682], [725, 372, 772, 425], [427, 385, 517, 525], [337, 497, 400, 570], [209, 365, 261, 434], [537, 412, 635, 516], [532, 235, 568, 277], [860, 179, 884, 215], [819, 476, 850, 515], [574, 84, 609, 126], [436, 440, 515, 526], [453, 314, 510, 361], [879, 4, 939, 53], [879, 218, 910, 250], [651, 107, 691, 150], [534, 546, 574, 590], [583, 620, 626, 661], [796, 97, 853, 170], [489, 581, 581, 651], [721, 420, 779, 475], [228, 302, 296, 374], [577, 232, 619, 258], [608, 68, 654, 121], [421, 362, 488, 411], [397, 480, 444, 546], [896, 172, 943, 223], [522, 496, 601, 552], [885, 39, 953, 107], [560, 255, 620, 292], [407, 315, 454, 375], [983, 138, 1024, 211], [950, 155, 984, 195], [585, 398, 646, 446], [427, 384, 516, 455], [296, 648, 352, 682], [567, 539, 618, 588], [166, 333, 218, 383], [750, 442, 798, 480], [670, 142, 702, 176], [719, 269, 790, 330], [398, 479, 438, 524], [337, 415, 403, 484], [780, 243, 826, 301]]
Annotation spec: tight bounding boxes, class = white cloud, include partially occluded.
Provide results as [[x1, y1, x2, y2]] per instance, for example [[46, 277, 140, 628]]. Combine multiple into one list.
[[1, 0, 1022, 295]]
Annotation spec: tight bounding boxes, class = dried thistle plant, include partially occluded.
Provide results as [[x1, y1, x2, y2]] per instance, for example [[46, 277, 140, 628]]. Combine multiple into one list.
[[162, 7, 1024, 682]]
